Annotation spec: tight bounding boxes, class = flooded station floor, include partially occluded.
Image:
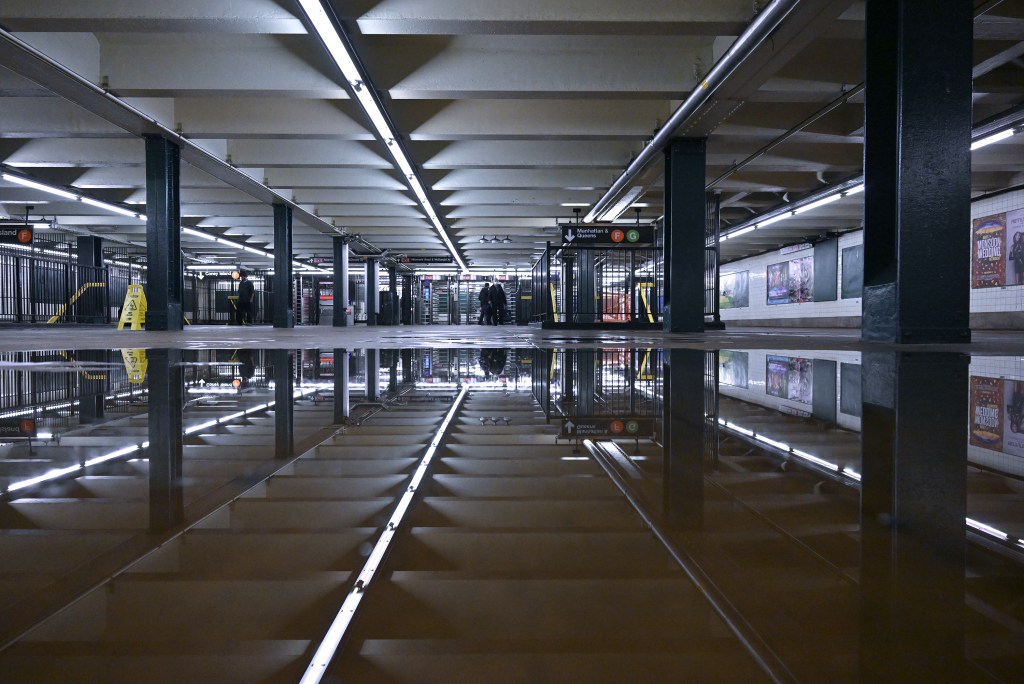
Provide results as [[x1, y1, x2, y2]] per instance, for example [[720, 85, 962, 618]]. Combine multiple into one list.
[[0, 346, 1022, 682]]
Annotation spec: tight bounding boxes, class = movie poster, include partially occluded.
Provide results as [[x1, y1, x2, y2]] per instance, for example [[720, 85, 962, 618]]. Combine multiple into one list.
[[1008, 209, 1024, 287], [767, 262, 789, 305], [1006, 380, 1024, 458], [766, 355, 813, 405], [970, 376, 1004, 449], [720, 271, 749, 309], [719, 350, 749, 388], [788, 256, 814, 303], [767, 257, 815, 305], [972, 213, 1006, 288]]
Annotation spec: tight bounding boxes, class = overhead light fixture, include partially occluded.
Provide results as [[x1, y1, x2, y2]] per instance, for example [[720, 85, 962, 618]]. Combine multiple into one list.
[[970, 127, 1016, 150], [2, 172, 78, 200], [595, 185, 644, 223], [792, 193, 841, 215], [79, 196, 143, 219], [2, 170, 146, 221], [296, 0, 467, 272], [479, 236, 488, 243], [300, 387, 469, 684], [502, 236, 512, 243]]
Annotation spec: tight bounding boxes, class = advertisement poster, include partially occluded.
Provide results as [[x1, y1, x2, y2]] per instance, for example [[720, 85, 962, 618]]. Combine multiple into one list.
[[766, 355, 813, 405], [767, 262, 789, 305], [720, 271, 749, 309], [972, 213, 1006, 288], [1008, 209, 1024, 287], [719, 350, 749, 388], [788, 256, 814, 303], [1006, 380, 1024, 458], [970, 376, 1004, 450], [767, 257, 814, 305]]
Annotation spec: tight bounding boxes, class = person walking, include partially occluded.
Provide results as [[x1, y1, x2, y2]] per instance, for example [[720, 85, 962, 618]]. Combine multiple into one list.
[[477, 282, 491, 324], [237, 270, 255, 325], [488, 281, 506, 325]]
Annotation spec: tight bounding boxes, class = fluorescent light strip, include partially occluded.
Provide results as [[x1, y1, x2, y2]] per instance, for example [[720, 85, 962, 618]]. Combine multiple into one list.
[[2, 173, 78, 200], [301, 386, 469, 684], [3, 391, 314, 496], [79, 196, 142, 219], [792, 193, 841, 215], [296, 0, 466, 272], [970, 127, 1016, 150]]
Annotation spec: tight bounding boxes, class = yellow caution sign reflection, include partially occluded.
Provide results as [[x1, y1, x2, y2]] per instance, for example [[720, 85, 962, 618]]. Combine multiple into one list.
[[121, 349, 148, 383], [117, 285, 147, 330]]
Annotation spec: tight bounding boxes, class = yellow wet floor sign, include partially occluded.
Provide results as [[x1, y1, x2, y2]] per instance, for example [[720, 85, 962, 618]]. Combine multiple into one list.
[[120, 349, 148, 383], [117, 285, 147, 330]]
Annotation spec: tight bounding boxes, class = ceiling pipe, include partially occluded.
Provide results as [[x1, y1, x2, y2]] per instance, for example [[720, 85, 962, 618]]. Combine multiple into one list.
[[584, 0, 802, 223]]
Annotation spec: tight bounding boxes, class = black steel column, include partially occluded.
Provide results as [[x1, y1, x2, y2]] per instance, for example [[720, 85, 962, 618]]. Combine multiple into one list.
[[663, 138, 706, 333], [148, 349, 184, 531], [274, 349, 294, 457], [862, 0, 972, 343], [144, 136, 183, 331], [273, 204, 294, 328], [401, 348, 414, 384], [367, 348, 380, 401], [561, 256, 575, 324], [383, 266, 394, 325], [859, 352, 968, 681], [77, 350, 108, 424], [333, 348, 350, 423], [366, 258, 379, 326], [333, 237, 349, 327], [576, 349, 595, 415], [663, 349, 705, 528], [401, 275, 413, 324], [578, 251, 597, 324], [388, 351, 398, 392], [76, 236, 105, 323]]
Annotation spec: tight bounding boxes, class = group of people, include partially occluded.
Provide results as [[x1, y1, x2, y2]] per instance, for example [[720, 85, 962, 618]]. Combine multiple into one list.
[[477, 282, 508, 325]]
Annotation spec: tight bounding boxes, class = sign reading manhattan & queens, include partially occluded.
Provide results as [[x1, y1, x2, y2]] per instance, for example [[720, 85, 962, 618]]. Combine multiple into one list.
[[560, 224, 654, 245]]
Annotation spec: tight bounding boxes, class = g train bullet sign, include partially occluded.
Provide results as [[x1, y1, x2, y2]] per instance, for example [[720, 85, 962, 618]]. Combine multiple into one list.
[[0, 226, 33, 245]]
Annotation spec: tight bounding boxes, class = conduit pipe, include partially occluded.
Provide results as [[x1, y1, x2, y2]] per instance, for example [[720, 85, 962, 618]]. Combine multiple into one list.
[[584, 0, 802, 223]]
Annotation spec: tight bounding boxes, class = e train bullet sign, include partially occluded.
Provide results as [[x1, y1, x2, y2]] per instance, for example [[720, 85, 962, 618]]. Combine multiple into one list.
[[0, 226, 33, 245]]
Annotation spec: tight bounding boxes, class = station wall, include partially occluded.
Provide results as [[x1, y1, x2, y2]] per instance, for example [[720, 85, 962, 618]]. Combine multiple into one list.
[[719, 187, 1024, 329]]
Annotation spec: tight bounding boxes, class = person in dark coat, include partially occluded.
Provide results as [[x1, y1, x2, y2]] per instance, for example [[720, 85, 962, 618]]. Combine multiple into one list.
[[488, 282, 507, 325], [478, 282, 491, 324], [237, 270, 255, 325]]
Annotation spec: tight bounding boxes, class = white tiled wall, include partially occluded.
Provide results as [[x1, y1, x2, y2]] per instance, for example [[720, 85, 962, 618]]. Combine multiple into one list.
[[719, 188, 1024, 321], [720, 233, 863, 322], [719, 349, 863, 431]]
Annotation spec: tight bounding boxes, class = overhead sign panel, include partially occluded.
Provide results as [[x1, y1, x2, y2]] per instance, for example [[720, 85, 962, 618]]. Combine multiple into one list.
[[560, 224, 654, 245], [397, 256, 455, 264], [0, 226, 33, 245], [560, 417, 654, 438]]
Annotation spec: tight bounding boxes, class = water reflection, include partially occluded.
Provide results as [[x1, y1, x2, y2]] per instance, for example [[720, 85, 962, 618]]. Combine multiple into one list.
[[0, 348, 1021, 681]]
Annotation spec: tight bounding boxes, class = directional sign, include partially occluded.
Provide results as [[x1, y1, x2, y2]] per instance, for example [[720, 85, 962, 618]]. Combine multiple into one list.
[[0, 226, 33, 245], [560, 224, 654, 245], [561, 417, 654, 438], [0, 418, 37, 438], [398, 256, 455, 264]]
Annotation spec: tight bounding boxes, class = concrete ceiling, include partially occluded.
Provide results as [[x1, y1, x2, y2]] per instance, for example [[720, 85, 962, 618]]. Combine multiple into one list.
[[0, 0, 1022, 273]]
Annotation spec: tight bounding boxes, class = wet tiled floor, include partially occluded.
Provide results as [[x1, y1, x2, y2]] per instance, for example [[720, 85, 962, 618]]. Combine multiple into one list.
[[0, 343, 1022, 682]]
